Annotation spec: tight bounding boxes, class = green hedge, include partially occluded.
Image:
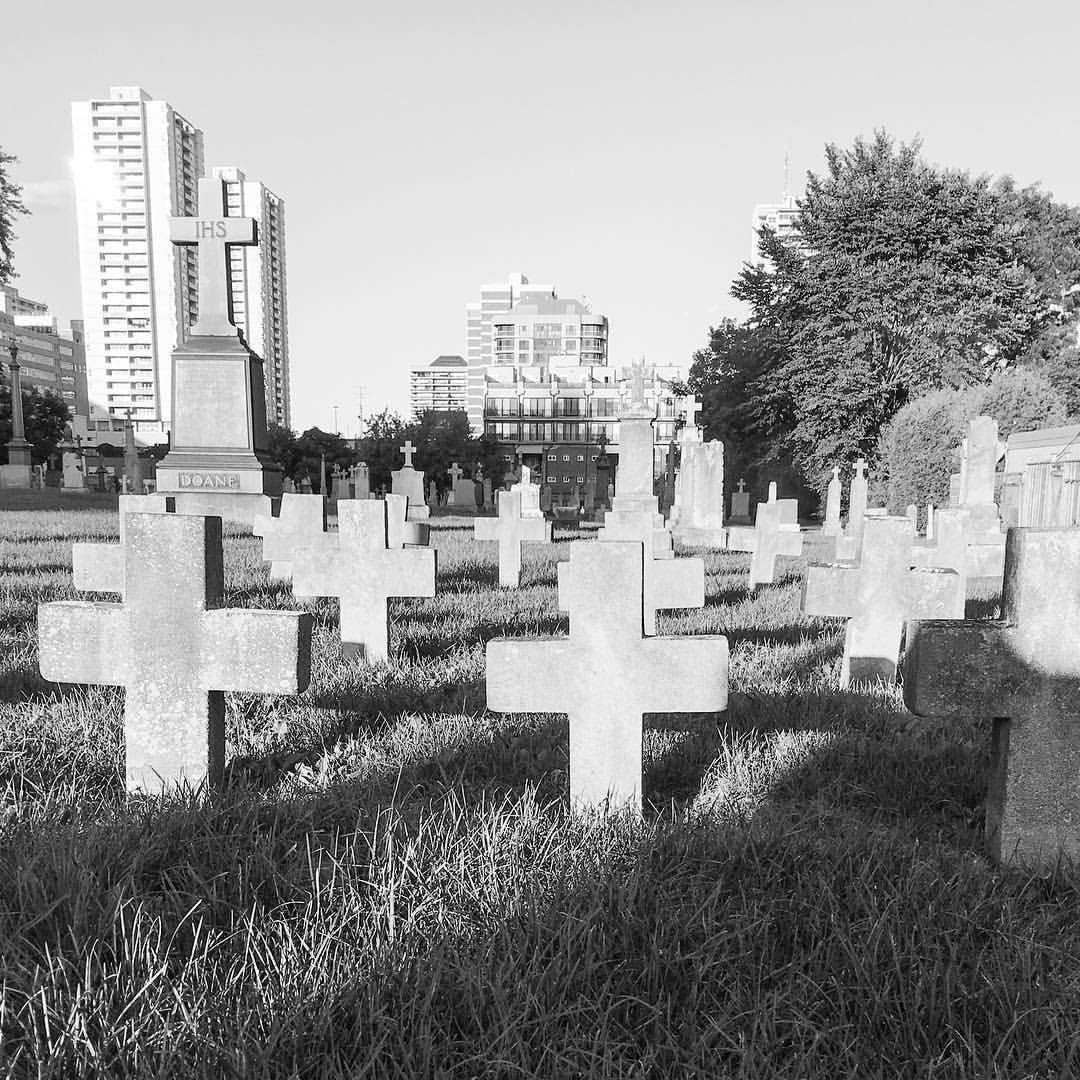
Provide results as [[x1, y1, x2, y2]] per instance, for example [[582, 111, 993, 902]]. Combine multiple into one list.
[[878, 368, 1066, 516]]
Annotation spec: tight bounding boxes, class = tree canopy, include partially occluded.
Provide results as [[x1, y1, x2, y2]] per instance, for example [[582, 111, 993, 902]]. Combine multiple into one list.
[[0, 386, 70, 464], [696, 130, 1080, 491], [0, 147, 28, 286]]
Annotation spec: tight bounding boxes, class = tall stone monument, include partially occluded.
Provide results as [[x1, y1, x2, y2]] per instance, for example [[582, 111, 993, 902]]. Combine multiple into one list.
[[1, 340, 32, 489], [155, 177, 281, 521], [670, 439, 726, 547]]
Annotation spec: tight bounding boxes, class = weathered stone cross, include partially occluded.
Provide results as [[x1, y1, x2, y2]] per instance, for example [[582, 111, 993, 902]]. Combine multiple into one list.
[[727, 495, 803, 587], [292, 499, 436, 662], [596, 507, 704, 634], [252, 492, 327, 581], [904, 528, 1080, 868], [169, 176, 258, 337], [400, 440, 416, 469], [40, 513, 313, 794], [803, 515, 963, 686], [72, 494, 173, 598], [448, 462, 464, 485], [486, 541, 728, 811], [474, 490, 551, 587]]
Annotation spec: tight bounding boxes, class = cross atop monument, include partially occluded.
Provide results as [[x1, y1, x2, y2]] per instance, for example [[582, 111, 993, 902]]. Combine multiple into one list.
[[448, 462, 464, 484], [170, 177, 258, 338], [400, 440, 416, 468], [629, 360, 646, 408]]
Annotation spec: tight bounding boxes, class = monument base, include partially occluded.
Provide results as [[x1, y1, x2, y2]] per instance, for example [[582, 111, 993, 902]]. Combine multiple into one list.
[[0, 463, 32, 489], [672, 526, 729, 549], [407, 505, 431, 521], [164, 490, 275, 524], [725, 525, 756, 551]]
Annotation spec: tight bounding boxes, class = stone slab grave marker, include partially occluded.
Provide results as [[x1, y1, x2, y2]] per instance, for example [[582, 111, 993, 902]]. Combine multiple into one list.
[[729, 477, 751, 525], [391, 439, 429, 520], [670, 439, 726, 548], [802, 515, 963, 686], [597, 507, 705, 634], [823, 466, 843, 535], [727, 490, 802, 587], [72, 494, 174, 597], [252, 492, 327, 581], [608, 361, 660, 519], [511, 463, 543, 519], [486, 541, 728, 810], [292, 499, 436, 662], [474, 490, 551, 587], [40, 513, 313, 793], [385, 493, 431, 548], [905, 528, 1080, 868], [350, 462, 370, 500], [156, 177, 280, 522]]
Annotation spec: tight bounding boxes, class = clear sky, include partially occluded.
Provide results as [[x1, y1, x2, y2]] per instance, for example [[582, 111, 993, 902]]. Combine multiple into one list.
[[5, 0, 1079, 436]]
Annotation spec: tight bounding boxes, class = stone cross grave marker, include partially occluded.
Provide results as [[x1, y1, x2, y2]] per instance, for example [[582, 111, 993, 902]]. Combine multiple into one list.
[[474, 490, 551, 587], [72, 494, 174, 598], [448, 462, 463, 485], [486, 541, 728, 811], [802, 515, 963, 686], [292, 499, 436, 662], [40, 513, 313, 794], [400, 440, 416, 468], [904, 528, 1080, 868], [596, 508, 704, 634], [252, 492, 328, 581], [169, 177, 257, 338], [727, 496, 803, 587]]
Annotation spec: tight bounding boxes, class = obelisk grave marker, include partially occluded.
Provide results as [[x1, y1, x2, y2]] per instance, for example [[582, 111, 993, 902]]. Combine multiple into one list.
[[156, 176, 281, 522]]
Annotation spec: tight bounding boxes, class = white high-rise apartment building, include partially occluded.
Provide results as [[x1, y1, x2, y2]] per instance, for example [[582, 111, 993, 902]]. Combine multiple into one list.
[[72, 86, 202, 437], [465, 273, 556, 433], [212, 167, 291, 429]]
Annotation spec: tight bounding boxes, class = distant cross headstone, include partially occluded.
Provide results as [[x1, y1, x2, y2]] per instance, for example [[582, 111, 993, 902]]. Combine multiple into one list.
[[169, 176, 257, 337], [474, 490, 551, 587], [400, 440, 416, 469], [292, 499, 436, 662], [904, 528, 1080, 868], [597, 508, 704, 634], [727, 496, 802, 587], [802, 515, 963, 686], [39, 514, 313, 793], [252, 493, 328, 581], [486, 541, 728, 810], [448, 462, 463, 485], [730, 477, 751, 525]]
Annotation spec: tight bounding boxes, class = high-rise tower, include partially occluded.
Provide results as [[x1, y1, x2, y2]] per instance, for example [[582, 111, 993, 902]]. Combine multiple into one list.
[[71, 86, 203, 438], [210, 167, 291, 429]]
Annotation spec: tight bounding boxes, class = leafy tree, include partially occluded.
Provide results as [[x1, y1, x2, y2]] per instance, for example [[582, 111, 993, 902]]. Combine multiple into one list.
[[264, 423, 301, 478], [0, 147, 28, 285], [682, 319, 808, 501], [294, 427, 354, 493], [731, 130, 1058, 483], [974, 366, 1066, 439], [409, 410, 473, 492], [0, 386, 70, 464], [357, 408, 408, 493]]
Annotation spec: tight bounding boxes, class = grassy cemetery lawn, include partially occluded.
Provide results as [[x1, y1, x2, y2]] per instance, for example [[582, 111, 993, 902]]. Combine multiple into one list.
[[1, 507, 1078, 1077]]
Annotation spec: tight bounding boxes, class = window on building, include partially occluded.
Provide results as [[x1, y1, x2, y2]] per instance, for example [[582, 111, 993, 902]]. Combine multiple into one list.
[[576, 476, 584, 484], [547, 475, 556, 483], [547, 454, 556, 461]]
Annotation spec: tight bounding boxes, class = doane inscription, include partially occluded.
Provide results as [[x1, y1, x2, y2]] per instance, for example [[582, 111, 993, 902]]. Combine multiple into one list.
[[179, 473, 241, 489]]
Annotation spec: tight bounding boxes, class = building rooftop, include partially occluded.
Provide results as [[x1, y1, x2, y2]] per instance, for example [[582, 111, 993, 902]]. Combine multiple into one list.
[[429, 354, 467, 367]]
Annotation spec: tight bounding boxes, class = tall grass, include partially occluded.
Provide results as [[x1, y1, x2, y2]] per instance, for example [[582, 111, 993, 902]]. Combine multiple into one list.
[[0, 508, 1076, 1078]]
